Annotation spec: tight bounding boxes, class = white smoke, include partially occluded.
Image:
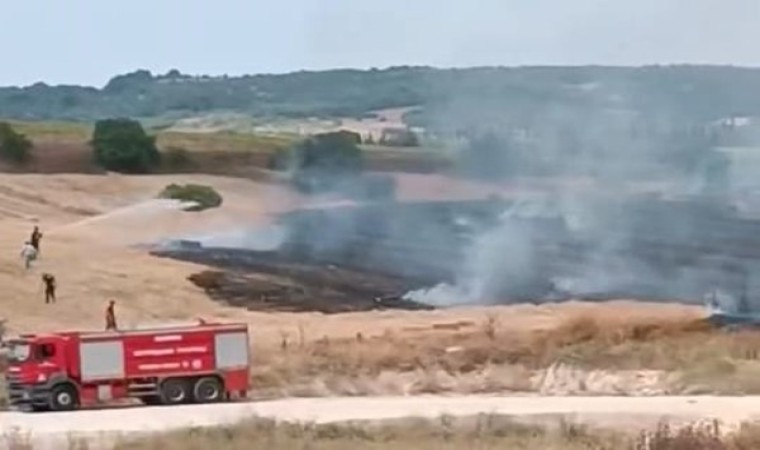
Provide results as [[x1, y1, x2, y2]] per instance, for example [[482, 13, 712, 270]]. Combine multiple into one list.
[[404, 197, 550, 306], [184, 225, 287, 250], [156, 224, 288, 252]]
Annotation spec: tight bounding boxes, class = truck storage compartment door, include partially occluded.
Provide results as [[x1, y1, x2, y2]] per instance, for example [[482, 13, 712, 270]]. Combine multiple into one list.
[[214, 332, 248, 370], [80, 341, 125, 381]]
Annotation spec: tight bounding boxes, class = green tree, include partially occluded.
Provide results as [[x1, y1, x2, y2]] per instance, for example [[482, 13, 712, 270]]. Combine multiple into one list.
[[91, 119, 161, 173], [277, 130, 363, 193], [0, 122, 32, 164]]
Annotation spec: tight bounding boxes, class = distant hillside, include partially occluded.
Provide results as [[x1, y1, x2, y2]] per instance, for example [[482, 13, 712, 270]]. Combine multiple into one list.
[[5, 66, 760, 131]]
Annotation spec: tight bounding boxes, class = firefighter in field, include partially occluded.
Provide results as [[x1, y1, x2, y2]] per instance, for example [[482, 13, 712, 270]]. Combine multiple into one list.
[[20, 241, 37, 270], [41, 273, 56, 304], [30, 226, 43, 255], [105, 300, 118, 331]]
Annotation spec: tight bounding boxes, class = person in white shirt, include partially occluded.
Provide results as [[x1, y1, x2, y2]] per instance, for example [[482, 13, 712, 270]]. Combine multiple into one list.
[[20, 241, 37, 270]]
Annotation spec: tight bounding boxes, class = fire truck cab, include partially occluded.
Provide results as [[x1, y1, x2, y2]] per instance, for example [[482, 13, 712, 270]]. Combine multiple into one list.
[[4, 321, 250, 412]]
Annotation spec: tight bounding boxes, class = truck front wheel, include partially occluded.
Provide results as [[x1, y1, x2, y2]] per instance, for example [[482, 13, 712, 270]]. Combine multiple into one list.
[[159, 378, 190, 405], [49, 384, 79, 412]]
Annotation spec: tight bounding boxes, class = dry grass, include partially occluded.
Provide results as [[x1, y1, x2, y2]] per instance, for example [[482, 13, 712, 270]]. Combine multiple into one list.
[[4, 417, 746, 450], [6, 120, 294, 154], [112, 416, 627, 450], [156, 131, 293, 155], [248, 312, 760, 397], [6, 120, 92, 141], [17, 121, 293, 158]]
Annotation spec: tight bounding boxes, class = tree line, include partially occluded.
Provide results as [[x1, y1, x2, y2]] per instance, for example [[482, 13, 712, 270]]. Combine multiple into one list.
[[0, 120, 396, 200], [4, 66, 760, 127]]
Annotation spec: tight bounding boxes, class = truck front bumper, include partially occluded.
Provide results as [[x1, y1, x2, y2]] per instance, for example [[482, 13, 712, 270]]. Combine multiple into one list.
[[7, 382, 51, 409]]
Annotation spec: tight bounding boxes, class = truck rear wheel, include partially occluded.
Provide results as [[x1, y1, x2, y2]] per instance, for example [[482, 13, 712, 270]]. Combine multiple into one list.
[[193, 377, 223, 403], [159, 378, 190, 405], [49, 384, 79, 412]]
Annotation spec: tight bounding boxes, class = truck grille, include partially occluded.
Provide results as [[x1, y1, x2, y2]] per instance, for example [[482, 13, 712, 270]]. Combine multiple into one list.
[[4, 373, 29, 404]]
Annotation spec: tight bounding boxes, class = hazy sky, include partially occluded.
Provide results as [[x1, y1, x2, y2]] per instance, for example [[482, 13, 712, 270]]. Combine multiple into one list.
[[3, 0, 759, 87]]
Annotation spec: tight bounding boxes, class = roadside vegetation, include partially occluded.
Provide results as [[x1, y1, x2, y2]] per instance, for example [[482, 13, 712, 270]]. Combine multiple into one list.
[[110, 417, 625, 450], [4, 416, 756, 450], [248, 312, 760, 398]]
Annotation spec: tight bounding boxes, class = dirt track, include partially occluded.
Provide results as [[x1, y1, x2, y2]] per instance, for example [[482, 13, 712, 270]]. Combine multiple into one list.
[[4, 396, 760, 449]]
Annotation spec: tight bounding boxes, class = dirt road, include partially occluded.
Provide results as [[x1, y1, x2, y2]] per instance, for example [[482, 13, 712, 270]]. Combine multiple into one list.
[[5, 395, 760, 449]]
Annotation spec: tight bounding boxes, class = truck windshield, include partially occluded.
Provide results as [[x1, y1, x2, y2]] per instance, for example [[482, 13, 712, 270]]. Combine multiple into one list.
[[7, 342, 31, 363]]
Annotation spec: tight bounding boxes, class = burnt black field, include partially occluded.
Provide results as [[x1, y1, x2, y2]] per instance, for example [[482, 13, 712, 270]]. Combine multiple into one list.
[[153, 195, 760, 313]]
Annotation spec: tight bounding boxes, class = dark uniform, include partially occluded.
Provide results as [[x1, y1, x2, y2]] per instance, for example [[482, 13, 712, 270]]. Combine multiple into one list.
[[42, 273, 56, 304], [105, 301, 117, 331], [30, 227, 42, 253]]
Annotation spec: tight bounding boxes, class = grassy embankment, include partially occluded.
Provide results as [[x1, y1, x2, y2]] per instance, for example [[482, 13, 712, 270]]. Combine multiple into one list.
[[3, 312, 760, 409], [248, 312, 760, 397]]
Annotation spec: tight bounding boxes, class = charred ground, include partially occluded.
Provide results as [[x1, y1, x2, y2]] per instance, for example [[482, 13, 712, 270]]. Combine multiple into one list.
[[152, 191, 760, 314], [153, 246, 432, 314]]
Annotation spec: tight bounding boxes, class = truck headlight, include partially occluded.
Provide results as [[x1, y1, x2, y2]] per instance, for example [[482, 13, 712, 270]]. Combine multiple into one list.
[[36, 374, 46, 383]]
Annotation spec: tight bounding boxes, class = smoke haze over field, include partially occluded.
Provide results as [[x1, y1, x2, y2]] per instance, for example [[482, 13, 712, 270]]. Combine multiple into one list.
[[257, 79, 760, 312], [154, 78, 760, 312]]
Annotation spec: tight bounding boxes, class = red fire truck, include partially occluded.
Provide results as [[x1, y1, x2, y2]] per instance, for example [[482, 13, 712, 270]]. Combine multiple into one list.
[[3, 321, 250, 412]]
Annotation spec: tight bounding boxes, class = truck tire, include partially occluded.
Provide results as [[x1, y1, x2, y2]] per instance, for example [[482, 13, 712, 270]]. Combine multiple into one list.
[[192, 377, 223, 403], [159, 378, 190, 405], [49, 384, 79, 412]]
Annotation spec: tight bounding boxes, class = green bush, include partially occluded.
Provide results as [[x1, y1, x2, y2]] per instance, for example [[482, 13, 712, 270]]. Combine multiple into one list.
[[158, 183, 223, 212], [92, 118, 161, 173], [276, 130, 364, 193], [0, 122, 32, 164]]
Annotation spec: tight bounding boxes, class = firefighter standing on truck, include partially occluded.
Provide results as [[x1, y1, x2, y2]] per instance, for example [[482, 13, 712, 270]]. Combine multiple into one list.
[[105, 300, 117, 331], [41, 273, 56, 304]]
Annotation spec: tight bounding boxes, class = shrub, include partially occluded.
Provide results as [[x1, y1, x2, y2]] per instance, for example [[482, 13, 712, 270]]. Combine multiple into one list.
[[278, 130, 364, 193], [92, 118, 161, 173], [0, 122, 32, 164], [158, 183, 223, 212]]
